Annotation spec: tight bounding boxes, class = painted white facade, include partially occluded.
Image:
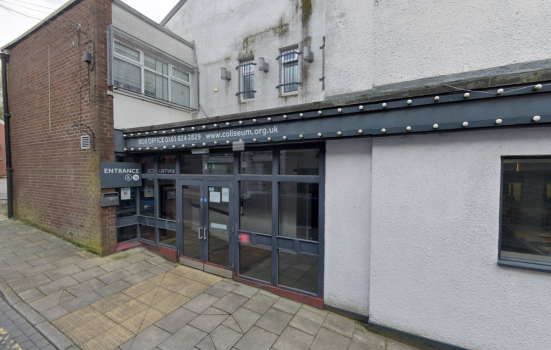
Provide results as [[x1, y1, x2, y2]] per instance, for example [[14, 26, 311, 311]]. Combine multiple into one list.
[[112, 92, 192, 129], [369, 127, 551, 350], [325, 138, 372, 315], [111, 1, 195, 129], [165, 0, 551, 118]]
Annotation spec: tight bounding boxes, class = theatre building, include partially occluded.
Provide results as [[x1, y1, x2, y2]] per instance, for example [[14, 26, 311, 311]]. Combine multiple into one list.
[[2, 0, 551, 349]]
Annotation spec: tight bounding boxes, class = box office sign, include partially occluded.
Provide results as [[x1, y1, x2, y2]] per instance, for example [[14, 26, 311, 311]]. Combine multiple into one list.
[[100, 162, 142, 188]]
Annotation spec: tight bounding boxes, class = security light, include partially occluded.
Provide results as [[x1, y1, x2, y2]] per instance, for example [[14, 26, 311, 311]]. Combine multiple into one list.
[[221, 67, 231, 80], [303, 46, 314, 62], [258, 57, 269, 72]]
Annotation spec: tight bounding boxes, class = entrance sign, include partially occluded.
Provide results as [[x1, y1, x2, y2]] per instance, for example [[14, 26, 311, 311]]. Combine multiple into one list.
[[101, 162, 142, 188]]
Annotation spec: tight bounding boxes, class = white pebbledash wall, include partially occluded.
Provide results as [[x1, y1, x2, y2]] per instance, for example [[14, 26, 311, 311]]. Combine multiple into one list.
[[111, 2, 194, 129], [369, 127, 551, 350], [325, 139, 372, 316]]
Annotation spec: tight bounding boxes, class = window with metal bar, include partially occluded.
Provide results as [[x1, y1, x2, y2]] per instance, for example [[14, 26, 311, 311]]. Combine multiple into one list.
[[281, 49, 299, 93], [240, 60, 255, 99]]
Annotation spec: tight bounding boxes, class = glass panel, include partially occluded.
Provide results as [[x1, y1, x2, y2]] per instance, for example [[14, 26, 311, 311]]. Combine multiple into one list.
[[115, 42, 140, 61], [240, 151, 272, 175], [117, 225, 137, 243], [279, 183, 319, 241], [116, 187, 136, 218], [171, 80, 191, 107], [239, 243, 271, 282], [181, 154, 234, 175], [144, 54, 168, 74], [141, 156, 155, 174], [279, 149, 320, 175], [240, 182, 272, 234], [183, 185, 201, 260], [278, 251, 318, 294], [140, 179, 155, 217], [501, 159, 551, 263], [242, 62, 255, 99], [208, 185, 230, 267], [173, 67, 190, 82], [158, 155, 176, 174], [145, 70, 168, 101], [140, 225, 155, 242], [159, 180, 176, 221], [113, 58, 141, 93], [159, 229, 176, 247], [283, 62, 298, 93]]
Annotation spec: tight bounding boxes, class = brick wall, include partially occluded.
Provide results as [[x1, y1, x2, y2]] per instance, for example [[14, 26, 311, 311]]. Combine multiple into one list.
[[6, 0, 115, 255]]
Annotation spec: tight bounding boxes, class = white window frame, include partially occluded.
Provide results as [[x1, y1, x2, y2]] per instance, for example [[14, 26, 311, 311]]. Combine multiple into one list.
[[113, 40, 193, 109], [279, 46, 300, 96]]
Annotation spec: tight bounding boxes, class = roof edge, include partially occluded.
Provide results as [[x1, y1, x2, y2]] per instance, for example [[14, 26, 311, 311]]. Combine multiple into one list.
[[1, 0, 80, 51], [160, 0, 187, 26], [112, 0, 193, 48]]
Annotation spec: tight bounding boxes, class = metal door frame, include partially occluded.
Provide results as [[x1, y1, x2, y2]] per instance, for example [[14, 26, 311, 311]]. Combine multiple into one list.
[[203, 180, 234, 270]]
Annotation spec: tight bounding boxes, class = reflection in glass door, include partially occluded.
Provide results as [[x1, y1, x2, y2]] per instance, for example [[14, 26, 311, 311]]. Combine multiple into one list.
[[206, 183, 231, 268], [182, 183, 202, 260]]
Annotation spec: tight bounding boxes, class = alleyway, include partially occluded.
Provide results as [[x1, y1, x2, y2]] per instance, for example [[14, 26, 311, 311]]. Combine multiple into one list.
[[0, 217, 417, 350]]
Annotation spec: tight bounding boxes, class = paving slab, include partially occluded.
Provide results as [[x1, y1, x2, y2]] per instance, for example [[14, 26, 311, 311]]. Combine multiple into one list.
[[321, 312, 356, 338], [288, 307, 326, 336], [255, 308, 293, 335], [233, 326, 277, 350], [310, 327, 350, 350], [72, 267, 107, 283], [349, 328, 386, 350], [212, 293, 248, 314], [159, 325, 207, 350], [155, 308, 198, 334]]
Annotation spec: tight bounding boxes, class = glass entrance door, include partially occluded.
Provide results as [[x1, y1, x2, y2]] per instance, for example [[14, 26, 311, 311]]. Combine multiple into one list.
[[205, 181, 232, 268], [180, 181, 203, 261], [179, 180, 233, 269]]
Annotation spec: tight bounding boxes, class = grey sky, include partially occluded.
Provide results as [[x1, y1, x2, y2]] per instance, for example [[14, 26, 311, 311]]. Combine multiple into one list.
[[0, 0, 180, 47]]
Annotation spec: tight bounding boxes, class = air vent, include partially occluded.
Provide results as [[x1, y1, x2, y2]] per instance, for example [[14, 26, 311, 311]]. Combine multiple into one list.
[[80, 135, 91, 150]]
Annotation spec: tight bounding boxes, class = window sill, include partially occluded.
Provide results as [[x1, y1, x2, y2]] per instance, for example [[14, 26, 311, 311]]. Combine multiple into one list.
[[112, 87, 196, 113], [498, 259, 551, 274], [281, 91, 299, 97]]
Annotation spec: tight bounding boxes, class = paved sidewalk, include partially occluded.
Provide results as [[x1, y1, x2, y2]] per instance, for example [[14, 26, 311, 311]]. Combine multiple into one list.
[[0, 218, 418, 350]]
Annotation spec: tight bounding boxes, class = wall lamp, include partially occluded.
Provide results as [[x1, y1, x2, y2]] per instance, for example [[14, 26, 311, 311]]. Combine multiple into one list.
[[258, 57, 269, 72], [303, 46, 314, 63], [221, 67, 231, 80]]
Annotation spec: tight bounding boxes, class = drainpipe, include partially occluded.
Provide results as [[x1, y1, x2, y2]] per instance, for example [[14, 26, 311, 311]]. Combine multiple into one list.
[[1, 50, 13, 218]]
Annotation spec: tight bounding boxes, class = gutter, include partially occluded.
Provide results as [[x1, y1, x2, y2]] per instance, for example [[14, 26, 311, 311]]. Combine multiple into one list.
[[1, 50, 13, 218]]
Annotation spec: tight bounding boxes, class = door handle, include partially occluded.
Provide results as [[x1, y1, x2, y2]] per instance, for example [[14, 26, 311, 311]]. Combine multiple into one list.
[[203, 228, 207, 240], [198, 227, 202, 239]]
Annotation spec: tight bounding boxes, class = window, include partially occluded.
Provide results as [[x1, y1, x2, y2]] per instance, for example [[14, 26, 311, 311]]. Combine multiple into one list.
[[112, 40, 192, 107], [116, 187, 136, 218], [279, 183, 319, 241], [159, 229, 176, 247], [158, 155, 176, 174], [500, 158, 551, 264], [280, 149, 319, 175], [241, 151, 272, 175], [140, 225, 155, 242], [180, 154, 234, 175], [239, 59, 255, 100], [240, 182, 272, 234], [117, 226, 137, 243], [280, 48, 299, 93], [158, 180, 176, 221], [141, 156, 155, 174], [140, 179, 155, 217]]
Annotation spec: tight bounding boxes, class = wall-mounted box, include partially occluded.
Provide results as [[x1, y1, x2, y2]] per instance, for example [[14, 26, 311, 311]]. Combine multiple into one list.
[[101, 192, 120, 207]]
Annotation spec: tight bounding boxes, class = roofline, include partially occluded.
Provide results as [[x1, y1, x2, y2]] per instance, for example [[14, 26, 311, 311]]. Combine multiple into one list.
[[1, 0, 80, 51], [160, 0, 187, 26], [112, 0, 193, 48]]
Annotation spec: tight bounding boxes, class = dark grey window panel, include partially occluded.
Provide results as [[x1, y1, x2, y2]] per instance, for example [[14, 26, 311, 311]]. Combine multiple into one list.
[[116, 216, 138, 228], [276, 237, 318, 255]]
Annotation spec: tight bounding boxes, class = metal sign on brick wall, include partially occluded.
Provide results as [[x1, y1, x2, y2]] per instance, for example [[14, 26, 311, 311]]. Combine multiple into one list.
[[100, 162, 142, 188]]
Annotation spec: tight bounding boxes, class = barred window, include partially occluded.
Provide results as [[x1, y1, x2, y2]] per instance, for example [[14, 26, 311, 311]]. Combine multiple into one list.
[[281, 49, 299, 93], [239, 59, 255, 100]]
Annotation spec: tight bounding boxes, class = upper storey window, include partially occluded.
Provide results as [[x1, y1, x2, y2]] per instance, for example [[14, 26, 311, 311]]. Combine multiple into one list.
[[110, 34, 194, 109], [237, 59, 255, 100], [279, 48, 299, 93]]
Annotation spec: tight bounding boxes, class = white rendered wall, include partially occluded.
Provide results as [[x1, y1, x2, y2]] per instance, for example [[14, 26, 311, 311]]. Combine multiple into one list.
[[369, 127, 551, 350], [165, 0, 326, 119], [325, 138, 372, 316], [113, 92, 192, 129], [371, 0, 551, 87], [112, 2, 195, 64]]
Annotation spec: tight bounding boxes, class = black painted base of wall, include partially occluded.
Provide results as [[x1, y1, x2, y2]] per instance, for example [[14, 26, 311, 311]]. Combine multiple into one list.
[[323, 304, 368, 323], [367, 322, 471, 350]]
